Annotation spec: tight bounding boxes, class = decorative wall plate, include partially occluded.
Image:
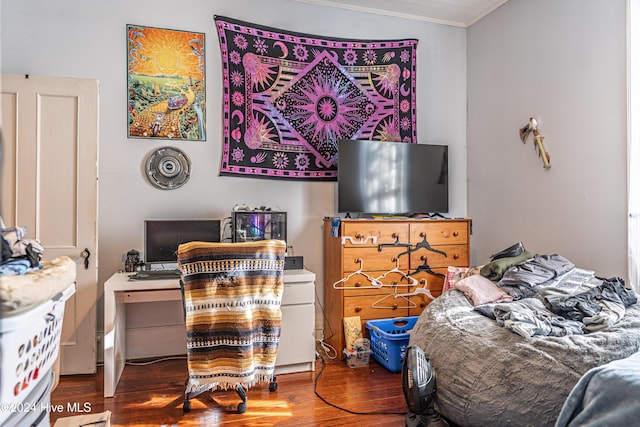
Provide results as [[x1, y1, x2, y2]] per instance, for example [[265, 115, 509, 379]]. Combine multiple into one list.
[[145, 146, 191, 190]]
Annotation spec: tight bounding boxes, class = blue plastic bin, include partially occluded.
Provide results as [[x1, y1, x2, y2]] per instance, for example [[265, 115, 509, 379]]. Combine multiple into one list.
[[365, 316, 418, 373]]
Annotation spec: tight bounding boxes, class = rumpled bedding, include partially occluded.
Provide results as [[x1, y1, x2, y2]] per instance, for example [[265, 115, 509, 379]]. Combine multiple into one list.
[[0, 256, 77, 315], [497, 254, 575, 300], [451, 253, 638, 338], [555, 351, 640, 427], [413, 248, 640, 426], [408, 289, 640, 427], [493, 297, 585, 338]]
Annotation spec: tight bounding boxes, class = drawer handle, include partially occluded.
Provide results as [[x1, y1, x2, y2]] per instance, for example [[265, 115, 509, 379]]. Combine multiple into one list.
[[355, 306, 362, 313], [391, 304, 398, 310], [453, 231, 459, 237], [341, 235, 378, 245], [453, 254, 459, 260], [420, 302, 426, 308]]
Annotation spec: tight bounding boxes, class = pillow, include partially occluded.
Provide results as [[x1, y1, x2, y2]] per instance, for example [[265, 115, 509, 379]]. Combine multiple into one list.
[[454, 274, 513, 306]]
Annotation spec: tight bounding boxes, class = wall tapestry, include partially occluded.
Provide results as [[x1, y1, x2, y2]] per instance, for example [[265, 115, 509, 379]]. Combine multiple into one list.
[[214, 16, 418, 180], [127, 24, 206, 141]]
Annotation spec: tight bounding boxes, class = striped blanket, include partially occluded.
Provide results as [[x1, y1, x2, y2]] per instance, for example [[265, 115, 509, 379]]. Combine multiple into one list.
[[177, 240, 286, 393]]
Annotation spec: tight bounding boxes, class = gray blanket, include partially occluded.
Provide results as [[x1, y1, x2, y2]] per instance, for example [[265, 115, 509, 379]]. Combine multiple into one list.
[[408, 289, 640, 427], [555, 351, 640, 427]]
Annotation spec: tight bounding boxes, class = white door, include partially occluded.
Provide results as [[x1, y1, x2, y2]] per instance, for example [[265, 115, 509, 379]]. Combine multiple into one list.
[[1, 74, 99, 374]]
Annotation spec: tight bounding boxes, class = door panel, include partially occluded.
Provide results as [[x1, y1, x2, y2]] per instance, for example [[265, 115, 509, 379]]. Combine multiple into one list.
[[1, 74, 99, 374]]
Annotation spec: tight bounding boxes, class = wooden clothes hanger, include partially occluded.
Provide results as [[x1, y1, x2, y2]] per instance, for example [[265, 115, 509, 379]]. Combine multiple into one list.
[[332, 258, 383, 289]]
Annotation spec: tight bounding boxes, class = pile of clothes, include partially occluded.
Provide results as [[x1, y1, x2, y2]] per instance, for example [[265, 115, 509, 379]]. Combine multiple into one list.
[[449, 242, 638, 338], [0, 225, 43, 275]]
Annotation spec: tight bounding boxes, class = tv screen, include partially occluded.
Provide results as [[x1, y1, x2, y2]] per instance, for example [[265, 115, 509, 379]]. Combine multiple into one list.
[[144, 220, 221, 267], [337, 140, 448, 215]]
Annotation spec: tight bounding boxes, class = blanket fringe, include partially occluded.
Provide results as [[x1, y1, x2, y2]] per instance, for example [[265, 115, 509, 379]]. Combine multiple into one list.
[[185, 373, 276, 395]]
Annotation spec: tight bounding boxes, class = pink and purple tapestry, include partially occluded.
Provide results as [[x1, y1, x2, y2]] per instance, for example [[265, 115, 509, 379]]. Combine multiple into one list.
[[214, 16, 418, 180]]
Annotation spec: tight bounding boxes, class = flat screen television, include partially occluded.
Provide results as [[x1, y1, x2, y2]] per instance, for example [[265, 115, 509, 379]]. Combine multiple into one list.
[[144, 219, 221, 268], [337, 139, 448, 215]]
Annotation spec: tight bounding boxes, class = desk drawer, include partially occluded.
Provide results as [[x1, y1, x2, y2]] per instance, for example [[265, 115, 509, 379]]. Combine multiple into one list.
[[282, 282, 314, 305]]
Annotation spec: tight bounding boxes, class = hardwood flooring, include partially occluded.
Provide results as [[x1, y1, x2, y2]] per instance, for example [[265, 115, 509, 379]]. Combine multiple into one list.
[[49, 355, 407, 426]]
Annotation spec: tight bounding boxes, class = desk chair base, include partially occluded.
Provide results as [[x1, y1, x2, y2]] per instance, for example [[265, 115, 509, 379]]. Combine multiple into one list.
[[182, 377, 278, 414]]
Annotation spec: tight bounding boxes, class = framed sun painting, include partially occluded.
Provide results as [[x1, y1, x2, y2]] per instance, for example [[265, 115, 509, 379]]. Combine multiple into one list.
[[127, 24, 206, 141]]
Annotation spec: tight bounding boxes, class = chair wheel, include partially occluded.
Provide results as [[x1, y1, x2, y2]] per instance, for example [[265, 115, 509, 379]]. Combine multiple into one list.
[[183, 400, 191, 413], [269, 381, 278, 392], [236, 402, 247, 414]]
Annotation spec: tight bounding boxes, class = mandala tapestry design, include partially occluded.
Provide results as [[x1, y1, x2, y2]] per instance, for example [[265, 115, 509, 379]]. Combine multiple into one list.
[[214, 16, 418, 180]]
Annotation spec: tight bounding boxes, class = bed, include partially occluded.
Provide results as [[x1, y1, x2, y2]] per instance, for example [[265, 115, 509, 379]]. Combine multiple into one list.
[[408, 263, 640, 427]]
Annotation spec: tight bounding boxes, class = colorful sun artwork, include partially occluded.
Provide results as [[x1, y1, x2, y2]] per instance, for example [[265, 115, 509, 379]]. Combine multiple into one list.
[[127, 25, 205, 141]]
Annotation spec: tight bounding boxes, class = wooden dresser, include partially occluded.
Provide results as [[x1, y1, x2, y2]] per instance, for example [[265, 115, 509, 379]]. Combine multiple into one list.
[[323, 217, 471, 358]]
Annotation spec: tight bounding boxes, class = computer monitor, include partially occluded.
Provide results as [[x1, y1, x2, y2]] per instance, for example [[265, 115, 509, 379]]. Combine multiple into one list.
[[144, 219, 221, 269]]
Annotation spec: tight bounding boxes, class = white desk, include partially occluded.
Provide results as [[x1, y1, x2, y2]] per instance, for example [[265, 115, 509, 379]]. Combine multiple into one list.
[[103, 269, 316, 398]]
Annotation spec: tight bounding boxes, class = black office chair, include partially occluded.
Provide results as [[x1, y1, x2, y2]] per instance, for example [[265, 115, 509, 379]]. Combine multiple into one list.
[[176, 240, 285, 414]]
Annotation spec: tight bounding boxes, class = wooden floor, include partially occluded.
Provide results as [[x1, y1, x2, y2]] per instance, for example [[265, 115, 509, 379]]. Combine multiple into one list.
[[49, 355, 407, 426]]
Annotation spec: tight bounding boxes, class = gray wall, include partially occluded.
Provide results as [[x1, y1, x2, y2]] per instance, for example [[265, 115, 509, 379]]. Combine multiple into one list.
[[467, 0, 628, 279], [0, 0, 467, 348]]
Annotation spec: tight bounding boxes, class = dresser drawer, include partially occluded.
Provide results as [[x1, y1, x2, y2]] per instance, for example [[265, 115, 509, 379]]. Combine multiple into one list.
[[410, 221, 468, 245], [408, 271, 446, 290], [342, 281, 416, 298], [344, 295, 411, 321], [409, 245, 469, 268], [337, 270, 409, 297], [343, 247, 409, 272], [342, 222, 409, 248]]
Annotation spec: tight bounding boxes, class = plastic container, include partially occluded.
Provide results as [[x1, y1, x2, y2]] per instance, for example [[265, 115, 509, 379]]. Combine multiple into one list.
[[343, 337, 371, 368], [343, 348, 372, 368], [1, 371, 54, 427], [0, 284, 75, 425], [365, 316, 418, 373]]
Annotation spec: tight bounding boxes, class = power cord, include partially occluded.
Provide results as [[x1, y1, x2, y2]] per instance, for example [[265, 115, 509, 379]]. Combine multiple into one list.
[[314, 284, 335, 342], [313, 353, 405, 416], [316, 339, 337, 360], [126, 355, 187, 366]]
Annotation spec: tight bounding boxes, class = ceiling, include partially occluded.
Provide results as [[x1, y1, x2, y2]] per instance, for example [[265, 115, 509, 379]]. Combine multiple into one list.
[[290, 0, 510, 28]]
